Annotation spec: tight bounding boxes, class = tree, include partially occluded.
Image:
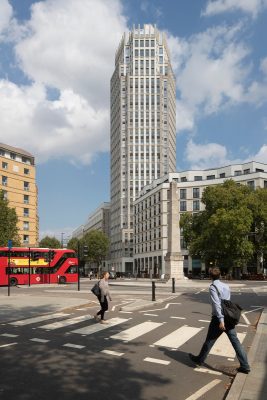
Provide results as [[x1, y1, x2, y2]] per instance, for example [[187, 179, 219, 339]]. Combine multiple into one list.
[[0, 190, 20, 246], [67, 237, 79, 252], [39, 236, 61, 248], [180, 180, 254, 274], [81, 230, 109, 273]]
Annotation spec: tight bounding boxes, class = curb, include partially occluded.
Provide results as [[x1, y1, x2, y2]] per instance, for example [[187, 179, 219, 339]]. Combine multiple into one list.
[[225, 307, 267, 400]]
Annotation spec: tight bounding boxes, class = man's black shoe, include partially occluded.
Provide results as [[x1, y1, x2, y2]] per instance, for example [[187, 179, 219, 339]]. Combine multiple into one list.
[[189, 353, 202, 366], [236, 367, 250, 374]]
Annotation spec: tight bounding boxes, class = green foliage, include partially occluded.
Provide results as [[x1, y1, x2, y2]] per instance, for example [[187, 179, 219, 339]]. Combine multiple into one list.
[[0, 190, 20, 246], [67, 237, 79, 252], [81, 230, 109, 265], [39, 236, 61, 248], [180, 180, 266, 272]]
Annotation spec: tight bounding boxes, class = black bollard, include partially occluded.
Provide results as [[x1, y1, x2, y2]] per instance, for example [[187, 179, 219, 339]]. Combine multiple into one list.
[[172, 277, 175, 293], [152, 281, 156, 301]]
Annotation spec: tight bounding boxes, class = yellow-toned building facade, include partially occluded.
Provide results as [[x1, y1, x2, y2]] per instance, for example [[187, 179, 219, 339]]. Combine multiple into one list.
[[0, 143, 39, 246]]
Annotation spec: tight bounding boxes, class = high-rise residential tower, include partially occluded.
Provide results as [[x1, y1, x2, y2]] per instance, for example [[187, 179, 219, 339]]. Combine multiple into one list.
[[110, 24, 176, 273]]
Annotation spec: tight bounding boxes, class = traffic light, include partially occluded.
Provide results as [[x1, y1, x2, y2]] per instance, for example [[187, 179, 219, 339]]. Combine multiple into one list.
[[83, 245, 89, 258], [31, 252, 39, 261]]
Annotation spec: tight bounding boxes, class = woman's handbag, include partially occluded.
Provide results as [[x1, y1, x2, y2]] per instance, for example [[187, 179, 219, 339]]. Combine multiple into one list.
[[91, 281, 101, 297]]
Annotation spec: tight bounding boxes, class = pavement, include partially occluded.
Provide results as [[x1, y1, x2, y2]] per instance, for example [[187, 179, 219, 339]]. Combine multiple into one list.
[[0, 278, 266, 399]]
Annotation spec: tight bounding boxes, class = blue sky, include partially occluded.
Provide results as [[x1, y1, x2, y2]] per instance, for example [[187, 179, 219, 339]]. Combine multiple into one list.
[[0, 0, 267, 242]]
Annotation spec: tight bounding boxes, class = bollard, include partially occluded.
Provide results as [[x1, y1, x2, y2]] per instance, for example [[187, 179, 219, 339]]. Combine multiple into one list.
[[172, 277, 175, 293], [152, 281, 156, 301]]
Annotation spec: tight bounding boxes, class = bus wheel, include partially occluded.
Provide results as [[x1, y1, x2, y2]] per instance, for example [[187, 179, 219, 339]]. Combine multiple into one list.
[[10, 278, 18, 286], [58, 276, 66, 284]]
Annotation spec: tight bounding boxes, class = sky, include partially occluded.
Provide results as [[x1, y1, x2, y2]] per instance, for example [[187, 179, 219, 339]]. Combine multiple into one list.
[[0, 0, 267, 242]]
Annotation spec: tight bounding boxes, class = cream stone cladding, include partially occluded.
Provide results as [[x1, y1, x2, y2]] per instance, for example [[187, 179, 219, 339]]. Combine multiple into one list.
[[0, 143, 38, 246], [134, 161, 267, 275], [110, 24, 176, 272]]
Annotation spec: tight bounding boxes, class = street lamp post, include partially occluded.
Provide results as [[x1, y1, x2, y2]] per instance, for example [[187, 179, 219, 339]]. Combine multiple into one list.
[[61, 232, 64, 248]]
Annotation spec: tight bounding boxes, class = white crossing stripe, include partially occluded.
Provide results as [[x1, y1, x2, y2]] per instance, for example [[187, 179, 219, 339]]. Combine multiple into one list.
[[210, 332, 246, 358], [144, 313, 158, 316], [194, 367, 222, 376], [0, 342, 17, 348], [9, 313, 69, 326], [170, 316, 186, 320], [38, 315, 93, 330], [185, 379, 221, 400], [71, 317, 130, 335], [63, 343, 85, 349], [30, 338, 50, 343], [1, 333, 18, 337], [110, 322, 163, 342], [101, 350, 124, 357], [144, 357, 170, 365], [153, 325, 204, 349]]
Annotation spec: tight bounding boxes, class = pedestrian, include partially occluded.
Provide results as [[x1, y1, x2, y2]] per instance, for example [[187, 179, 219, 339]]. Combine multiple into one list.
[[189, 267, 250, 374], [89, 270, 93, 280], [94, 271, 112, 324]]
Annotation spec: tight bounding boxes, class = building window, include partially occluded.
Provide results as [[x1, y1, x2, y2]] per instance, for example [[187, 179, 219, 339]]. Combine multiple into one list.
[[23, 221, 29, 231], [2, 176, 7, 186], [10, 153, 16, 160], [234, 170, 242, 176], [24, 168, 30, 175], [181, 177, 187, 182], [180, 189, 187, 199], [194, 176, 202, 181], [247, 180, 255, 190], [2, 190, 7, 200], [207, 175, 215, 180], [23, 235, 29, 244], [193, 200, 200, 211], [24, 195, 29, 204], [2, 162, 8, 169], [24, 182, 29, 191], [264, 181, 267, 188], [23, 208, 29, 217], [193, 188, 200, 198], [180, 201, 187, 212], [219, 173, 225, 178], [244, 169, 250, 174]]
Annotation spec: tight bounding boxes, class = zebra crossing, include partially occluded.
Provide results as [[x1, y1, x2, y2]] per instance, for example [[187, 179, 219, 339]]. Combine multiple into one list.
[[0, 310, 250, 364]]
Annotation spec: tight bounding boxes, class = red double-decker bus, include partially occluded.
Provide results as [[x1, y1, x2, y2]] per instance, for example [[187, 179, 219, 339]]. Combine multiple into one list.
[[0, 247, 78, 286]]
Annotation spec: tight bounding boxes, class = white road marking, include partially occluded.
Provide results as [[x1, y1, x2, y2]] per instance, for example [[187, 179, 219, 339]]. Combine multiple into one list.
[[0, 342, 17, 348], [210, 332, 246, 358], [195, 289, 206, 295], [250, 305, 264, 308], [38, 315, 93, 330], [237, 323, 249, 327], [198, 320, 210, 323], [30, 338, 50, 343], [71, 317, 130, 335], [144, 313, 158, 316], [101, 350, 124, 357], [244, 307, 263, 314], [241, 314, 250, 325], [144, 357, 170, 365], [110, 321, 163, 342], [153, 325, 204, 349], [184, 379, 221, 400], [139, 303, 181, 313], [9, 313, 69, 326], [170, 316, 186, 320], [227, 358, 234, 361], [119, 311, 133, 314], [63, 343, 85, 349], [1, 333, 18, 337], [194, 367, 222, 376]]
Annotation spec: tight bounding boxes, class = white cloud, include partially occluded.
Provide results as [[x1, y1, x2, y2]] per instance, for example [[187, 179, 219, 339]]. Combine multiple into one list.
[[0, 0, 12, 37], [39, 227, 74, 242], [185, 139, 230, 169], [0, 0, 127, 164], [247, 144, 267, 163], [202, 0, 267, 18], [168, 24, 252, 133]]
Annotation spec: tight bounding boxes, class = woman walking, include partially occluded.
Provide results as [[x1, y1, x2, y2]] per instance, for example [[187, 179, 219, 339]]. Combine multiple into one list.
[[94, 271, 112, 324]]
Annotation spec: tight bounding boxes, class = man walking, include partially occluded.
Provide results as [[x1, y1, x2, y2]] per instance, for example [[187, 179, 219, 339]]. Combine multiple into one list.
[[189, 267, 250, 374]]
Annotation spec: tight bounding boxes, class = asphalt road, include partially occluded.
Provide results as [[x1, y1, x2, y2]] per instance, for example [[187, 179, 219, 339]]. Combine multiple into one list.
[[0, 280, 266, 400]]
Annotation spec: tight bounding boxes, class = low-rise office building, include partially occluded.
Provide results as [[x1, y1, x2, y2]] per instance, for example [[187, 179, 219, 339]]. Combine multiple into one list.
[[0, 143, 39, 246], [72, 202, 110, 239], [133, 161, 267, 277]]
